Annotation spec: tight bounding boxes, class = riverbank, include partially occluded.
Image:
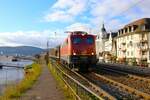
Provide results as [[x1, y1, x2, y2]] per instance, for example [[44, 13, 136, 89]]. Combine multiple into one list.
[[0, 63, 41, 100]]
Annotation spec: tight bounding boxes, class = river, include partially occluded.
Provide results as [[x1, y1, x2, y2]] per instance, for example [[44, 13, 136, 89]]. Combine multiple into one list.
[[0, 60, 33, 95]]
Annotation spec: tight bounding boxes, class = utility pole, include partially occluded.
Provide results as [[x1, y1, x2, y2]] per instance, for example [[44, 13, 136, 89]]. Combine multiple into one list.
[[45, 41, 49, 65]]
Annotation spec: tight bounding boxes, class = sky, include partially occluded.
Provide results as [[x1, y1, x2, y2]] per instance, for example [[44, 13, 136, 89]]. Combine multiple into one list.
[[0, 0, 150, 48]]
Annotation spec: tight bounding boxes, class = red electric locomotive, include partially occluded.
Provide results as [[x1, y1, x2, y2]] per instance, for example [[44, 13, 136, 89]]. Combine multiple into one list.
[[60, 31, 97, 71]]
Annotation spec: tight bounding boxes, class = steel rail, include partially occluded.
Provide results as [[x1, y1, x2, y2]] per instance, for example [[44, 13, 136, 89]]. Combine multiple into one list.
[[96, 67, 150, 94], [51, 61, 81, 100], [101, 67, 150, 83], [56, 61, 116, 100], [98, 63, 150, 76], [93, 72, 150, 100], [50, 60, 103, 100]]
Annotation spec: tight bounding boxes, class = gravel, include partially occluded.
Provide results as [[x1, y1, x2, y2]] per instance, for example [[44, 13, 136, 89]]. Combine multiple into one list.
[[97, 62, 150, 76]]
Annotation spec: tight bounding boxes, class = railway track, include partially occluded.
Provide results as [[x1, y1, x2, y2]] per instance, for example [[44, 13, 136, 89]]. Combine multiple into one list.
[[98, 65, 150, 80], [51, 58, 150, 99], [50, 58, 115, 100], [98, 63, 150, 77], [82, 72, 150, 100], [97, 67, 150, 94]]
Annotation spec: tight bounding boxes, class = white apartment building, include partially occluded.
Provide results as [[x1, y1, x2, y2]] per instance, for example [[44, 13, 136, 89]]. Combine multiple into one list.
[[117, 18, 150, 66]]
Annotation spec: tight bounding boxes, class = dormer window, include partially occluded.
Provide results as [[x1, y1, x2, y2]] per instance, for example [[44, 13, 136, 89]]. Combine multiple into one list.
[[121, 29, 123, 34], [133, 25, 138, 31], [128, 26, 132, 32], [141, 25, 145, 31], [125, 28, 128, 33], [145, 24, 150, 30]]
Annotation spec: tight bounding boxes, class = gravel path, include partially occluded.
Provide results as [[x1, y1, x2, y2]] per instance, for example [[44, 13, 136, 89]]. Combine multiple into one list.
[[21, 63, 65, 100]]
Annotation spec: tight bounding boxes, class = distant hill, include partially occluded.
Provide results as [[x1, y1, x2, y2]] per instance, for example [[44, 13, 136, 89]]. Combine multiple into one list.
[[0, 46, 44, 56]]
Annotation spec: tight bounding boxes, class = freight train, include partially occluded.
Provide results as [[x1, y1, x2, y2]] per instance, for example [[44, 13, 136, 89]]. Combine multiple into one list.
[[50, 31, 98, 72]]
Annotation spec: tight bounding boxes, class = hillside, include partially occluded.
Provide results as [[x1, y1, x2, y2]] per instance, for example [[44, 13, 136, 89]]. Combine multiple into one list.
[[0, 46, 44, 56]]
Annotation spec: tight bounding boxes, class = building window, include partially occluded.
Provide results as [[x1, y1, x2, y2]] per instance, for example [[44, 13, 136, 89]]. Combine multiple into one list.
[[133, 25, 138, 31], [127, 44, 129, 48], [129, 41, 133, 46], [127, 51, 129, 56], [142, 51, 146, 55], [131, 51, 133, 56], [125, 28, 127, 33], [141, 25, 145, 31], [129, 27, 132, 32], [145, 24, 150, 30]]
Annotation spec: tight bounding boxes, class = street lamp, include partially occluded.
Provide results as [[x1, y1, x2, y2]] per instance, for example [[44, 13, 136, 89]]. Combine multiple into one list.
[[45, 40, 49, 64], [45, 32, 57, 64]]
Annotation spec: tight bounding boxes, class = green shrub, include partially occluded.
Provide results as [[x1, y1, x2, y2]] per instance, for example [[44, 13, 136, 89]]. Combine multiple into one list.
[[0, 63, 42, 100], [131, 58, 137, 66], [47, 62, 74, 100]]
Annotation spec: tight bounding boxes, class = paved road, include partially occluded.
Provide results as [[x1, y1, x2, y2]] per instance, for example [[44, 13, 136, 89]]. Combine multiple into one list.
[[21, 63, 65, 100]]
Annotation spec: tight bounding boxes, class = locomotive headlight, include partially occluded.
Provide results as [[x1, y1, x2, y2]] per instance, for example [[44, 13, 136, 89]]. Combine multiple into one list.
[[82, 34, 85, 36], [91, 52, 94, 55], [73, 52, 76, 55]]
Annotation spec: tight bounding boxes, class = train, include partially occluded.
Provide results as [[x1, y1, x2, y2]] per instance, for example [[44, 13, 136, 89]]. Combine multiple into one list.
[[50, 31, 98, 72]]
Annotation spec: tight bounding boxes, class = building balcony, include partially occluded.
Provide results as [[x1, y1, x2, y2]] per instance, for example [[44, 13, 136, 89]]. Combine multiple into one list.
[[121, 42, 126, 45], [140, 46, 148, 51], [141, 55, 147, 60], [140, 38, 148, 43], [121, 48, 126, 52]]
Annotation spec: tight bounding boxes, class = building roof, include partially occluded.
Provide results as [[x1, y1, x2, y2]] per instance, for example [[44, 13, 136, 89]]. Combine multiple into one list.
[[101, 23, 106, 32], [105, 32, 117, 39], [124, 18, 150, 28], [117, 18, 150, 38]]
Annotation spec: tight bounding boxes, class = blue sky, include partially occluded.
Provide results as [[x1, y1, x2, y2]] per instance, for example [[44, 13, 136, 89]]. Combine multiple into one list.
[[0, 0, 149, 48], [0, 0, 56, 32]]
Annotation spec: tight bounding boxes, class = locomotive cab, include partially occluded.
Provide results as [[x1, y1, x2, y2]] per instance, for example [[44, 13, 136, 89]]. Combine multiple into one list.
[[70, 32, 97, 71], [60, 31, 98, 72]]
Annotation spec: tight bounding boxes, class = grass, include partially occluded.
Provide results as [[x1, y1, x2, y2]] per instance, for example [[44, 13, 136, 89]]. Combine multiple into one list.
[[48, 62, 101, 100], [0, 63, 42, 100], [47, 62, 75, 100]]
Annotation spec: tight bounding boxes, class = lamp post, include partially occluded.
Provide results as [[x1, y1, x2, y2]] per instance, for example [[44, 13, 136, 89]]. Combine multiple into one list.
[[45, 40, 49, 65], [45, 32, 57, 64]]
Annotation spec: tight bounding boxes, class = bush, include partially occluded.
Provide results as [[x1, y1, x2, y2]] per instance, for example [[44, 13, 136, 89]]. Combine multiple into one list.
[[131, 58, 137, 66], [111, 55, 117, 63], [139, 60, 148, 67], [0, 63, 42, 99]]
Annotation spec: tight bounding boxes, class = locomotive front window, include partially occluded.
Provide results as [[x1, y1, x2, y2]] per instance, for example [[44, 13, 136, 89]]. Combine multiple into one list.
[[86, 37, 94, 44], [73, 37, 82, 44]]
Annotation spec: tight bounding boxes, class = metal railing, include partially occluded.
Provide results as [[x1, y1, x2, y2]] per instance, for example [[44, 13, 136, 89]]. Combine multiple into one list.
[[50, 60, 103, 100]]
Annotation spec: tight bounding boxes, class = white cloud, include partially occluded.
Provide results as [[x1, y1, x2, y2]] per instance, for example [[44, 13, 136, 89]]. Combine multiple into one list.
[[0, 30, 66, 48], [90, 0, 135, 17], [44, 0, 87, 22], [87, 0, 150, 31], [44, 11, 73, 22], [4, 0, 150, 48], [43, 0, 150, 30], [2, 0, 150, 48], [52, 0, 74, 9], [66, 22, 92, 33]]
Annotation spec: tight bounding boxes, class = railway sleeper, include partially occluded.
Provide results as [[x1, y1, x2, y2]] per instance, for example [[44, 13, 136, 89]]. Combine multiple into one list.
[[94, 73, 150, 100]]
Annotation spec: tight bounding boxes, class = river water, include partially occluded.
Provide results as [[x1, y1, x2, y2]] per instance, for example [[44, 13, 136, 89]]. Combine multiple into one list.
[[0, 60, 33, 95]]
